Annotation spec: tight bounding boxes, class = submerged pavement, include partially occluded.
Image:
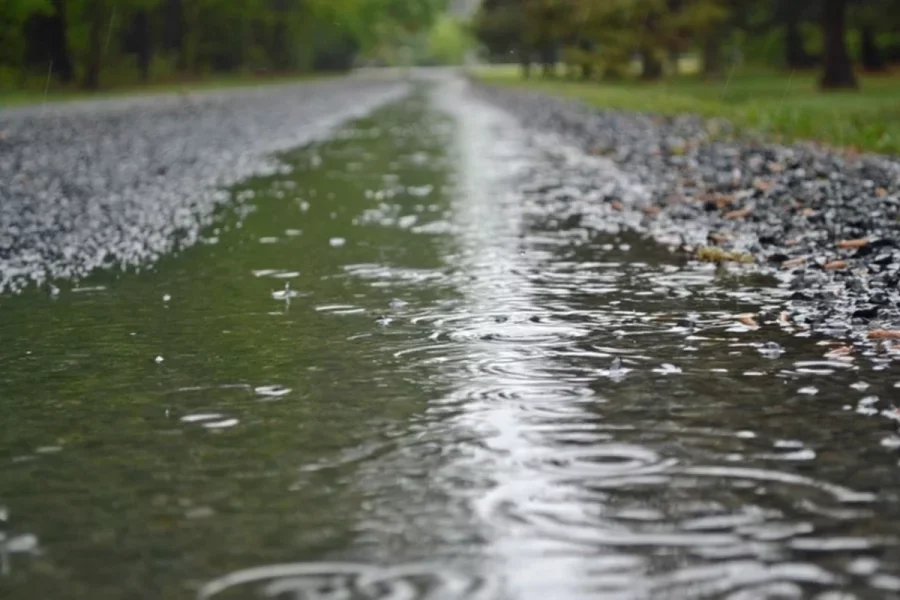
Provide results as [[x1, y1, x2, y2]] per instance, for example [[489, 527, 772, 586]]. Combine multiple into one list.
[[3, 74, 900, 600], [0, 77, 407, 293]]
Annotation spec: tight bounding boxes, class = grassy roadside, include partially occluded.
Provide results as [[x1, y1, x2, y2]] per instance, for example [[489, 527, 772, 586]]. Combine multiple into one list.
[[0, 72, 336, 109], [475, 66, 900, 155]]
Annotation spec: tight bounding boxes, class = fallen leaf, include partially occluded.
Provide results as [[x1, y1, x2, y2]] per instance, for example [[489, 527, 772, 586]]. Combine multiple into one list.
[[724, 207, 752, 220], [696, 247, 755, 263], [754, 179, 772, 192], [825, 345, 853, 359], [611, 200, 624, 211], [875, 187, 888, 197], [781, 256, 807, 269], [823, 260, 847, 270], [738, 313, 758, 327], [801, 207, 816, 217], [715, 194, 737, 209], [708, 232, 730, 245], [868, 329, 900, 340], [838, 238, 869, 249]]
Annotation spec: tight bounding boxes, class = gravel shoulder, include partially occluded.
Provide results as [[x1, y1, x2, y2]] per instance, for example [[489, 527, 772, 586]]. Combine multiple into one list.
[[0, 77, 407, 294], [476, 82, 900, 342]]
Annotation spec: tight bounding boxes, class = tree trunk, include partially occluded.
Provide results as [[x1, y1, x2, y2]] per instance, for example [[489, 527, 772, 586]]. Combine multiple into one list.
[[640, 47, 663, 80], [581, 62, 593, 81], [163, 0, 184, 57], [785, 11, 814, 69], [702, 34, 723, 79], [860, 25, 886, 71], [540, 44, 556, 78], [579, 40, 593, 81], [134, 10, 152, 82], [667, 47, 680, 76], [181, 0, 201, 74], [82, 0, 106, 90], [519, 47, 531, 79], [820, 0, 857, 89], [50, 0, 74, 83]]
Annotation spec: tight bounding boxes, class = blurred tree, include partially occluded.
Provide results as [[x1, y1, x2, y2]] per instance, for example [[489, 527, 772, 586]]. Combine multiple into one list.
[[820, 0, 857, 88], [776, 0, 818, 69], [426, 14, 472, 64], [80, 0, 112, 89], [852, 0, 898, 71], [474, 0, 533, 76], [0, 0, 53, 84], [22, 0, 74, 83], [0, 0, 448, 91]]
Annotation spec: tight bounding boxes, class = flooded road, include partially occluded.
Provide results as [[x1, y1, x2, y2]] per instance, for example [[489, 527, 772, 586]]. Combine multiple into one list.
[[3, 78, 900, 599]]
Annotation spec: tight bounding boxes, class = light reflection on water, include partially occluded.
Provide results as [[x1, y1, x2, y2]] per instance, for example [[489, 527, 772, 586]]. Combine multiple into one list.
[[2, 78, 900, 599]]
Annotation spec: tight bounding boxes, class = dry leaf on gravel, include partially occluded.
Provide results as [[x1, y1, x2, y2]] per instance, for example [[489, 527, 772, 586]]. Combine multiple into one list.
[[781, 257, 806, 269], [724, 207, 752, 220], [868, 330, 900, 340], [738, 313, 758, 327], [838, 238, 869, 249], [825, 345, 854, 360], [823, 260, 848, 270], [754, 179, 772, 192], [611, 199, 624, 211]]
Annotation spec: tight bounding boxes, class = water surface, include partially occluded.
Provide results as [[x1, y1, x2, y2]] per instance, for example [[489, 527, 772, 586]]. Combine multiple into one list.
[[2, 79, 900, 599]]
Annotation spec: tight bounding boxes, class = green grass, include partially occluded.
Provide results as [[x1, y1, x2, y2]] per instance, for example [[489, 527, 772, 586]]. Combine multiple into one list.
[[475, 65, 900, 155], [0, 71, 334, 109]]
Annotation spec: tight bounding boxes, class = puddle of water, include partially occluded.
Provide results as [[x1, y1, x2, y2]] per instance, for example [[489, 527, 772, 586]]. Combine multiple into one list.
[[1, 79, 900, 599]]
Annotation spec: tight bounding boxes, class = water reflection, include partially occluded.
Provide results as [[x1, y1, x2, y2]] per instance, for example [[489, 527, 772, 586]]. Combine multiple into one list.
[[322, 80, 898, 599]]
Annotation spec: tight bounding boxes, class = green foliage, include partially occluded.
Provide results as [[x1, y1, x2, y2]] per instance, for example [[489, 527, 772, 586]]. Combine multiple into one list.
[[0, 0, 52, 67], [0, 0, 448, 93], [426, 15, 472, 65], [474, 0, 900, 87]]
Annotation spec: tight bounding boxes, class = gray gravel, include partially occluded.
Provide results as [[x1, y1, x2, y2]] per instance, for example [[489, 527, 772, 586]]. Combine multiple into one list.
[[0, 77, 407, 293], [476, 82, 900, 339]]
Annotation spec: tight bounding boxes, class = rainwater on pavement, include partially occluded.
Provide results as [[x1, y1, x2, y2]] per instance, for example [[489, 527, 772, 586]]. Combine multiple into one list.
[[2, 78, 900, 599]]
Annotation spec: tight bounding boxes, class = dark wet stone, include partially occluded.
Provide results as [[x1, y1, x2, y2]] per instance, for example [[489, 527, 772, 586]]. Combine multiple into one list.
[[561, 213, 583, 229], [853, 306, 880, 320]]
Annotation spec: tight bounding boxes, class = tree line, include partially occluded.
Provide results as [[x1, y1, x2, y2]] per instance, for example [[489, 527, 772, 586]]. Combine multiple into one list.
[[0, 0, 448, 91], [474, 0, 900, 89]]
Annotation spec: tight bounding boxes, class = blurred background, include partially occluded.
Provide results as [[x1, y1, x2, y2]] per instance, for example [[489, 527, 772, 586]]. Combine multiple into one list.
[[0, 0, 898, 150], [0, 0, 474, 97]]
